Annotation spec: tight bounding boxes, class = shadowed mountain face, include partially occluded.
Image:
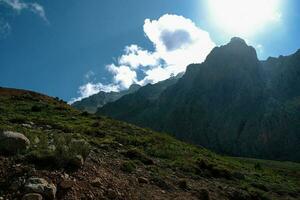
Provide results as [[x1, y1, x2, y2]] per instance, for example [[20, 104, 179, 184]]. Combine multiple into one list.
[[98, 37, 300, 162], [72, 84, 141, 113]]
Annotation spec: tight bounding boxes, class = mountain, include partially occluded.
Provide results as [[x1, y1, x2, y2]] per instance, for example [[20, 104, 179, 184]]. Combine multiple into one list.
[[0, 87, 300, 200], [72, 84, 141, 113], [98, 73, 183, 121], [98, 37, 300, 162]]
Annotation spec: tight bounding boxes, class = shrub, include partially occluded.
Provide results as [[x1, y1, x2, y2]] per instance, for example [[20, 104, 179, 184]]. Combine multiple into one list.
[[9, 117, 26, 124], [31, 105, 42, 112], [121, 161, 136, 173], [254, 163, 262, 170], [54, 136, 90, 166], [123, 148, 154, 165], [27, 134, 90, 169], [84, 128, 106, 137], [80, 111, 90, 117]]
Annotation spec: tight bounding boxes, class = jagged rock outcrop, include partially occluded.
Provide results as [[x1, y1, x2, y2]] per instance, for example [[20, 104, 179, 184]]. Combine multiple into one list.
[[72, 84, 141, 113], [98, 38, 300, 162]]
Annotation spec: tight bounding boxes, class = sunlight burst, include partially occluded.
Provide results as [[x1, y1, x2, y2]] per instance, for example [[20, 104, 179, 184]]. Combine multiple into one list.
[[208, 0, 282, 37]]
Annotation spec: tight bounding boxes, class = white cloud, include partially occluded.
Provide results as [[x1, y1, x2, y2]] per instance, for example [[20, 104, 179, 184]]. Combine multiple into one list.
[[69, 82, 119, 104], [109, 14, 215, 88], [84, 70, 96, 80], [0, 0, 48, 22], [119, 45, 160, 69], [71, 14, 215, 102], [0, 20, 11, 39], [29, 2, 48, 22], [107, 64, 137, 89], [256, 44, 264, 54]]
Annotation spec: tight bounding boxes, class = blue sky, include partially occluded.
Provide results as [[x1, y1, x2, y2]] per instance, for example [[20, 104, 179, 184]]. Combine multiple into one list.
[[0, 0, 299, 101]]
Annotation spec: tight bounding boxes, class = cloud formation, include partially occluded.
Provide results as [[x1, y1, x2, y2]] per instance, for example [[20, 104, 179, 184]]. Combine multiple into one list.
[[69, 82, 119, 104], [0, 0, 48, 36], [72, 14, 215, 103], [0, 0, 47, 21], [0, 20, 10, 38]]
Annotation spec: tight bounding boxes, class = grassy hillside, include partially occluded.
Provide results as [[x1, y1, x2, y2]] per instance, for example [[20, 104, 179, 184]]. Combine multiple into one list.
[[0, 87, 299, 200]]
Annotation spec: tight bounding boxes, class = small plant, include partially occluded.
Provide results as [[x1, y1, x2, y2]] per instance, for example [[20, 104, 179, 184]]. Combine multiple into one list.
[[27, 134, 91, 168], [254, 163, 262, 170], [80, 111, 90, 117], [121, 161, 136, 173], [31, 105, 42, 112], [9, 116, 26, 124], [123, 148, 154, 165]]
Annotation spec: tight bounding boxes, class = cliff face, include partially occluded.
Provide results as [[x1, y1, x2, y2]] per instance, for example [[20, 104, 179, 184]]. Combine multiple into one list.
[[72, 84, 141, 113], [99, 38, 300, 162]]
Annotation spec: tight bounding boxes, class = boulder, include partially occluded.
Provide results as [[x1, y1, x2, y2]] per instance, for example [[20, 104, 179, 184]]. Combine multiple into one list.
[[137, 177, 149, 184], [178, 179, 188, 190], [59, 179, 74, 189], [24, 178, 56, 200], [69, 155, 84, 168], [22, 193, 43, 200], [0, 131, 30, 154]]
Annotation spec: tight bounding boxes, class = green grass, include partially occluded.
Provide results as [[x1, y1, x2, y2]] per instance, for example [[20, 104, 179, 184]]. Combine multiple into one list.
[[0, 90, 299, 199]]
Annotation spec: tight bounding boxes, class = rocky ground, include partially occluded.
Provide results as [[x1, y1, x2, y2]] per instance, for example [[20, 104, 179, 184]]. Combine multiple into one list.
[[0, 87, 299, 200]]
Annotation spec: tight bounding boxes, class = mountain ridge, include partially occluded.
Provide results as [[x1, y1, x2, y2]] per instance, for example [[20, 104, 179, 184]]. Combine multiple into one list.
[[72, 84, 141, 113], [98, 37, 300, 162]]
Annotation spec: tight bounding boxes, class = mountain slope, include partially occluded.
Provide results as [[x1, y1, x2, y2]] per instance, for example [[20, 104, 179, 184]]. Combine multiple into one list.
[[98, 73, 183, 122], [98, 38, 300, 162], [1, 87, 300, 199], [72, 84, 141, 113]]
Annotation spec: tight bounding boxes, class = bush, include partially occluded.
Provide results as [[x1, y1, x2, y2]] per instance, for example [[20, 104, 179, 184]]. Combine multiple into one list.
[[84, 128, 106, 137], [54, 136, 90, 166], [31, 105, 42, 112], [27, 134, 90, 169], [9, 117, 26, 124], [123, 148, 154, 165], [80, 111, 90, 117], [121, 161, 136, 173], [254, 163, 262, 170]]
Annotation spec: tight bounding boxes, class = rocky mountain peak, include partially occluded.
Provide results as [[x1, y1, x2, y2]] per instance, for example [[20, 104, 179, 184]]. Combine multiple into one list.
[[204, 37, 258, 66]]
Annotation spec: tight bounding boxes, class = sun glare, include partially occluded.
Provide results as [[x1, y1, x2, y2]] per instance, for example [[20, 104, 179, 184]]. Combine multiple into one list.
[[208, 0, 282, 37]]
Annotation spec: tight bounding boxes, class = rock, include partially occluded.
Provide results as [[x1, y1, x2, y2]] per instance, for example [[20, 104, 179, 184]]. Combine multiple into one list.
[[44, 125, 52, 129], [22, 193, 43, 200], [178, 179, 188, 190], [59, 179, 74, 189], [229, 189, 250, 200], [69, 155, 84, 168], [48, 145, 56, 152], [33, 137, 40, 144], [138, 177, 149, 184], [251, 183, 269, 192], [0, 131, 30, 154], [10, 178, 25, 191], [195, 188, 210, 200], [232, 172, 245, 180], [24, 178, 56, 200], [106, 189, 120, 199], [70, 139, 88, 147], [22, 124, 32, 129], [29, 122, 35, 126], [91, 178, 102, 187]]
